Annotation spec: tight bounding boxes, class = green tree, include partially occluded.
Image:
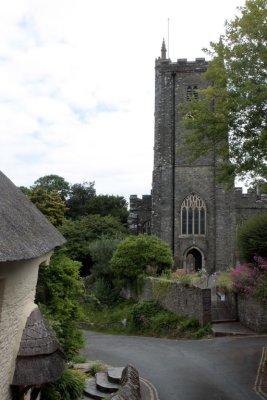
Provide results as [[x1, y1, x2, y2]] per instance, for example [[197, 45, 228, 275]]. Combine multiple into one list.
[[29, 187, 68, 226], [110, 235, 174, 292], [66, 182, 96, 219], [86, 195, 129, 225], [180, 0, 267, 185], [36, 252, 84, 359], [60, 214, 127, 270], [32, 174, 71, 200], [237, 213, 267, 262], [87, 236, 123, 304]]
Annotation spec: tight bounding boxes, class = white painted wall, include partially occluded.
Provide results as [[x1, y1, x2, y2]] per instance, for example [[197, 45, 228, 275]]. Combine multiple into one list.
[[0, 252, 53, 400]]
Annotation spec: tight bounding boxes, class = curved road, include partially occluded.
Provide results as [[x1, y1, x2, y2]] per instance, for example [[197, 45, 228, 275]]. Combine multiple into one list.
[[81, 331, 267, 400]]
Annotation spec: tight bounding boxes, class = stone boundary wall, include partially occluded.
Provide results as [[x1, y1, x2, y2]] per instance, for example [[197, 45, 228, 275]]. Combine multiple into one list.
[[111, 365, 141, 400], [141, 277, 211, 326], [226, 293, 267, 333]]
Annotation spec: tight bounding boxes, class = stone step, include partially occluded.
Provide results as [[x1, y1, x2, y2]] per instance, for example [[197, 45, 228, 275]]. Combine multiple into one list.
[[96, 372, 120, 393], [212, 319, 237, 323], [212, 322, 257, 337], [107, 367, 124, 384], [84, 378, 112, 400]]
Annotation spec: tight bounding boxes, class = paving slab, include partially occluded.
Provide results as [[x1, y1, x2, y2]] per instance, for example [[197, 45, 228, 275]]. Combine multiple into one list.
[[212, 321, 257, 337]]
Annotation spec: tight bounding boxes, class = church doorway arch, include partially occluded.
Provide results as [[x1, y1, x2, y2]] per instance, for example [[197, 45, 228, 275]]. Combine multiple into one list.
[[185, 248, 204, 271]]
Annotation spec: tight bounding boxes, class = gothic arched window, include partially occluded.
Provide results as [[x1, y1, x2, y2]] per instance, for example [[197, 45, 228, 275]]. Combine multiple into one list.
[[181, 193, 206, 236]]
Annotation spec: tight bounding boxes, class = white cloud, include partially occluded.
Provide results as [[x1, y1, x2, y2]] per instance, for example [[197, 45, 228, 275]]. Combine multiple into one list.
[[0, 0, 245, 199]]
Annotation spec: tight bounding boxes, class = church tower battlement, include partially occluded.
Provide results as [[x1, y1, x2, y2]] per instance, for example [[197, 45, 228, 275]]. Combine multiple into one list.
[[128, 41, 267, 272]]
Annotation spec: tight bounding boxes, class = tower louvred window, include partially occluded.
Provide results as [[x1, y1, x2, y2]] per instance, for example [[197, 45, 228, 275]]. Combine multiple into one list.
[[186, 85, 198, 100], [181, 194, 206, 235]]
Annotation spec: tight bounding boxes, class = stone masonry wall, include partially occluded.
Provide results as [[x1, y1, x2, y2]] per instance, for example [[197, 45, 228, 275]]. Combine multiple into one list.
[[0, 252, 52, 400], [141, 277, 211, 326], [226, 292, 267, 333]]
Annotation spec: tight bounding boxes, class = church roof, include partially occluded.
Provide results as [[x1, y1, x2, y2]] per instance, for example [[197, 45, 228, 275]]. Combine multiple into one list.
[[0, 171, 65, 262], [12, 307, 65, 386]]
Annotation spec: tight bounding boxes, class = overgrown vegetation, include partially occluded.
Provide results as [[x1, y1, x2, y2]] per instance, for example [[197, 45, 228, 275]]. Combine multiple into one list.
[[216, 256, 267, 304], [82, 299, 211, 339], [36, 251, 84, 359], [41, 368, 85, 400], [60, 215, 126, 271]]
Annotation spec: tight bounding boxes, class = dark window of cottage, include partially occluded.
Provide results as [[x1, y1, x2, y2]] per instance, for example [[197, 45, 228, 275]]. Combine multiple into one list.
[[181, 194, 206, 236]]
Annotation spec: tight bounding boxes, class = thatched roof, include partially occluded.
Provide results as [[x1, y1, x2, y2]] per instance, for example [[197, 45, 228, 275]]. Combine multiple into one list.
[[12, 307, 65, 386], [0, 171, 65, 262]]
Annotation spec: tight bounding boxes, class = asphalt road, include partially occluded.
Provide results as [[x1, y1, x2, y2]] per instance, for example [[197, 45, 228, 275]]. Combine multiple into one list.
[[81, 331, 267, 400]]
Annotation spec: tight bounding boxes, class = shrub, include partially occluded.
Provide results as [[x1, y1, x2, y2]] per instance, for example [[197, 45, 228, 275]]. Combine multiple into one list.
[[41, 368, 85, 400], [36, 252, 84, 359], [110, 235, 174, 294], [229, 257, 267, 303], [216, 271, 234, 292], [217, 256, 267, 304], [87, 236, 123, 304], [173, 269, 195, 286], [130, 300, 209, 338], [82, 299, 211, 339], [131, 300, 162, 330], [237, 213, 267, 262]]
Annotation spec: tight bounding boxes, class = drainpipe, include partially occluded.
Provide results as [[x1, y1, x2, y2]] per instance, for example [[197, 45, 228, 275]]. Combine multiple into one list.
[[172, 72, 176, 255]]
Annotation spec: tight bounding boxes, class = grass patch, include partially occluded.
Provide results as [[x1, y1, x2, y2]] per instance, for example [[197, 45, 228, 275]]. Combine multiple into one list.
[[82, 299, 211, 339]]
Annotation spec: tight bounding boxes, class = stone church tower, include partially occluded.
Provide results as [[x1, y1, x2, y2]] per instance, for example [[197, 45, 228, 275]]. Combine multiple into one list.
[[128, 41, 267, 273]]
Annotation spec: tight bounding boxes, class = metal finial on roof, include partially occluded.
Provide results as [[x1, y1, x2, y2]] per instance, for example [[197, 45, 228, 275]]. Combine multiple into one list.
[[161, 39, 167, 60]]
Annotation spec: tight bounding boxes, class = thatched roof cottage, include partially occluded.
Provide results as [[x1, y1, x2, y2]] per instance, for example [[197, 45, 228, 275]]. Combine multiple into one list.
[[0, 171, 66, 400]]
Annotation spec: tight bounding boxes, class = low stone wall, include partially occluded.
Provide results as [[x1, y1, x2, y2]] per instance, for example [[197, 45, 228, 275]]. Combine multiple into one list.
[[111, 365, 141, 400], [141, 277, 211, 326], [224, 291, 238, 320], [226, 293, 267, 333]]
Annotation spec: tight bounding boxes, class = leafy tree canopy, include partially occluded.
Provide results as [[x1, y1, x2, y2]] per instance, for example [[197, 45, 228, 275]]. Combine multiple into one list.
[[60, 214, 127, 270], [238, 212, 267, 262], [180, 0, 267, 186], [85, 195, 129, 225], [66, 181, 96, 219], [29, 187, 68, 226], [110, 235, 174, 291], [32, 174, 71, 200]]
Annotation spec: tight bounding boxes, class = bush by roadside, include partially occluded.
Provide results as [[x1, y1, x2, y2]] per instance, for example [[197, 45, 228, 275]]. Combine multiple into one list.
[[82, 299, 211, 339]]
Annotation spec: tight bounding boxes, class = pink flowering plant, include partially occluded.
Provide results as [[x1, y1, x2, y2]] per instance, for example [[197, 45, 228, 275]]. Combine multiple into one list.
[[219, 256, 267, 304]]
